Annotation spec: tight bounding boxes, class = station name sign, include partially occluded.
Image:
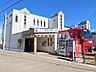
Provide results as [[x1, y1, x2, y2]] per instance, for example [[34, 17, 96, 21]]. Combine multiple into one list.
[[34, 28, 58, 33]]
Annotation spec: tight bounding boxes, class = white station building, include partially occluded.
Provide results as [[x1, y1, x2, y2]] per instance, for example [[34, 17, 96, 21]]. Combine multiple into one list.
[[71, 20, 90, 30], [2, 8, 64, 54]]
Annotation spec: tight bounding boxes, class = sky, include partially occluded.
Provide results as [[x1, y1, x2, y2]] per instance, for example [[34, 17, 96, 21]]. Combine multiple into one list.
[[0, 0, 96, 43]]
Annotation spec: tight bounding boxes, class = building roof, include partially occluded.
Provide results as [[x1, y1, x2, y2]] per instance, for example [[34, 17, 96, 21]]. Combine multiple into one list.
[[78, 20, 90, 25], [64, 26, 71, 28], [20, 8, 30, 14], [78, 21, 86, 25], [50, 11, 63, 18], [50, 12, 58, 18]]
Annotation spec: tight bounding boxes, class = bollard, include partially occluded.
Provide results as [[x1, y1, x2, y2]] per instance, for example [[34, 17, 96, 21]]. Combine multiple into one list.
[[73, 52, 76, 62], [83, 52, 85, 64], [74, 52, 76, 62]]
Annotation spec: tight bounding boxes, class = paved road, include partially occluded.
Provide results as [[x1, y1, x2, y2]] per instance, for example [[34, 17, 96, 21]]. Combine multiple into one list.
[[0, 50, 96, 72]]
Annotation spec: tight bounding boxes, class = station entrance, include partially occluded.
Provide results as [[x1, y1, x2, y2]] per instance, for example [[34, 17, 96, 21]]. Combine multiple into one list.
[[22, 29, 58, 54], [24, 38, 34, 52]]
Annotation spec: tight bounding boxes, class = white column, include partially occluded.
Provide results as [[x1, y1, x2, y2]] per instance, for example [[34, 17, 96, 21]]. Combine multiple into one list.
[[73, 40, 75, 61], [3, 14, 7, 50], [54, 33, 57, 52], [34, 37, 37, 54]]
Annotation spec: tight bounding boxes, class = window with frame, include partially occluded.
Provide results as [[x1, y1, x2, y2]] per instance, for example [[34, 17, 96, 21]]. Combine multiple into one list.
[[15, 15, 18, 22], [60, 24, 62, 30], [17, 39, 22, 48], [37, 20, 39, 26], [24, 15, 26, 28], [10, 14, 12, 23], [60, 15, 62, 20], [41, 20, 42, 26], [44, 21, 46, 27], [48, 38, 50, 46], [42, 41, 46, 47], [60, 15, 62, 29], [50, 38, 53, 46], [33, 19, 35, 25], [24, 15, 26, 21], [53, 19, 55, 22]]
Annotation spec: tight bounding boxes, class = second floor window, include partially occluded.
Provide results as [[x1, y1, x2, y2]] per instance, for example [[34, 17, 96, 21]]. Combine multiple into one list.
[[41, 20, 42, 26], [9, 14, 12, 23], [60, 15, 62, 23], [24, 15, 26, 21], [37, 20, 39, 26], [24, 15, 26, 28], [44, 21, 46, 27], [15, 15, 18, 22], [33, 19, 35, 25], [60, 21, 62, 29]]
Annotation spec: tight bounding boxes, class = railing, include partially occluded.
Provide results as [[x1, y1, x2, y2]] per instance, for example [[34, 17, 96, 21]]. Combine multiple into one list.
[[73, 52, 96, 65]]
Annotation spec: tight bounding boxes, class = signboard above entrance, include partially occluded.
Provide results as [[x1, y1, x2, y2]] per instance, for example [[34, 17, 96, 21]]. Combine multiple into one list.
[[34, 28, 58, 33]]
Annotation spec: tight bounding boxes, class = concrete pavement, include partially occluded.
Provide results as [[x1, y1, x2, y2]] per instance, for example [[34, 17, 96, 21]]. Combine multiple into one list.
[[0, 50, 96, 72]]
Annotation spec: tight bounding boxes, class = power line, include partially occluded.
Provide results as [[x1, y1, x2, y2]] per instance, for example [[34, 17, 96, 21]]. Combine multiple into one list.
[[0, 0, 12, 7], [0, 0, 23, 13]]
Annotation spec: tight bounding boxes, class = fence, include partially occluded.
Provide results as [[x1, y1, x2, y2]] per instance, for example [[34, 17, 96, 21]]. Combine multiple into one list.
[[73, 52, 96, 65]]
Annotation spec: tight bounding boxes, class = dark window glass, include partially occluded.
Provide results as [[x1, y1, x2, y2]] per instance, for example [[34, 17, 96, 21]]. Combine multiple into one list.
[[60, 15, 62, 20], [60, 24, 62, 29], [24, 19, 26, 21], [44, 21, 46, 27], [60, 15, 62, 29], [53, 19, 55, 22], [80, 29, 92, 38], [24, 15, 26, 21], [15, 15, 18, 22], [37, 20, 39, 26], [24, 15, 26, 28], [48, 38, 49, 46], [17, 39, 22, 48], [24, 22, 26, 24], [41, 21, 42, 26], [33, 19, 35, 25], [60, 15, 62, 17], [24, 15, 26, 18], [50, 38, 52, 46], [10, 14, 12, 23]]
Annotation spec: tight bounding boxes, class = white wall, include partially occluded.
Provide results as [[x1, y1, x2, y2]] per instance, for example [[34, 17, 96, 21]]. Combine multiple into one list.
[[30, 14, 48, 28], [77, 20, 90, 30], [49, 11, 64, 30], [37, 37, 55, 53], [49, 16, 58, 28], [12, 9, 48, 34], [78, 24, 86, 29], [58, 11, 64, 30], [3, 12, 12, 50], [9, 33, 23, 51], [3, 12, 23, 51]]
